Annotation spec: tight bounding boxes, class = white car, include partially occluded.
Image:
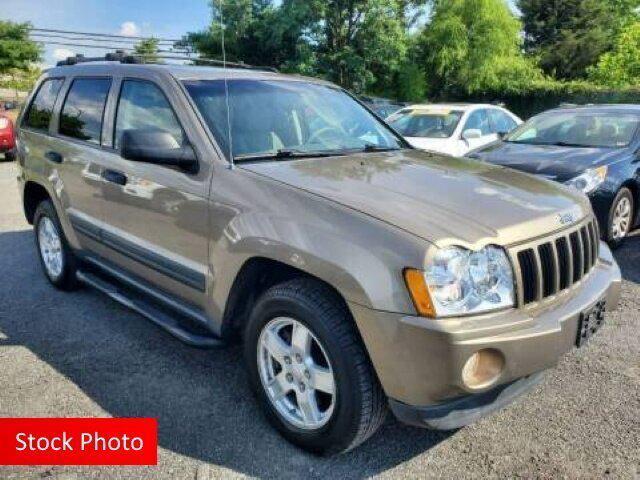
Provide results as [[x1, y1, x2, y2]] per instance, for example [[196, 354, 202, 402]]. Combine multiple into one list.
[[387, 103, 522, 157]]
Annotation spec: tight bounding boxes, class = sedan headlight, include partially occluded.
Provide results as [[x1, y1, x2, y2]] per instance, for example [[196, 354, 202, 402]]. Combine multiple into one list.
[[565, 166, 607, 195], [405, 246, 515, 318]]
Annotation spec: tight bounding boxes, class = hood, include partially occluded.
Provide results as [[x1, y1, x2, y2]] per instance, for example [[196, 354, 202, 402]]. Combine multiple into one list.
[[470, 141, 627, 182], [241, 150, 591, 248]]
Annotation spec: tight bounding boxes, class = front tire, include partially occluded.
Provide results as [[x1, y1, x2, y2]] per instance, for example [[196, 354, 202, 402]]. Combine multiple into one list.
[[34, 200, 79, 290], [606, 187, 634, 249], [244, 278, 387, 454]]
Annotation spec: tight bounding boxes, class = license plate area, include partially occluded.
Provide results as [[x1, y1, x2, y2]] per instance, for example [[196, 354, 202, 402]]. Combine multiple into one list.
[[576, 299, 606, 347]]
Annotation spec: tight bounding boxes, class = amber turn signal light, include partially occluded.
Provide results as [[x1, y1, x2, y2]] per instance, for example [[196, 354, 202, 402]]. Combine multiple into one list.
[[403, 268, 436, 318]]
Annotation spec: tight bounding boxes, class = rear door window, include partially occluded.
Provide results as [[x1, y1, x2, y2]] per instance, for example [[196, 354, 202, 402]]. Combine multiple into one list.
[[488, 109, 518, 134], [114, 79, 184, 149], [464, 109, 492, 136], [59, 78, 112, 145], [23, 78, 64, 131]]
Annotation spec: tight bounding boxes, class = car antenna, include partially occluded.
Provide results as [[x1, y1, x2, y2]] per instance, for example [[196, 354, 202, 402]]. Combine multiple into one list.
[[219, 0, 235, 169]]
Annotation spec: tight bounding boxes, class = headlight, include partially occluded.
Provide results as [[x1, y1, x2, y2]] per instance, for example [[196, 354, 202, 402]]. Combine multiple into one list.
[[405, 246, 515, 318], [565, 166, 607, 195]]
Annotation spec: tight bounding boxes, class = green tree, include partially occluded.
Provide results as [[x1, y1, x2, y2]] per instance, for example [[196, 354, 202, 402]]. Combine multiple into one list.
[[419, 0, 541, 96], [134, 37, 160, 63], [517, 0, 629, 79], [589, 22, 640, 87], [316, 0, 409, 93], [0, 21, 41, 75], [184, 0, 424, 96]]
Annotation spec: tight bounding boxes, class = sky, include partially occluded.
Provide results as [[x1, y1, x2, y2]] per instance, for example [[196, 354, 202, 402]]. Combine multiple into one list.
[[1, 0, 211, 66], [2, 0, 518, 67]]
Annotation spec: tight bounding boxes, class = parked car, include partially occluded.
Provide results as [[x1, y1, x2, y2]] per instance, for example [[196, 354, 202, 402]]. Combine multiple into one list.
[[359, 96, 406, 119], [0, 114, 16, 161], [16, 60, 620, 454], [468, 105, 640, 247], [387, 103, 522, 156]]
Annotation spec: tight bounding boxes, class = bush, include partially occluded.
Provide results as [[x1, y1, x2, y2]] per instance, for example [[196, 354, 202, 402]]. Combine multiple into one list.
[[445, 80, 640, 118]]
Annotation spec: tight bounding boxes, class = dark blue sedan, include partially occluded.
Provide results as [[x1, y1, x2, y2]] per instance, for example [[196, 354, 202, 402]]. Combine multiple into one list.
[[469, 105, 640, 247]]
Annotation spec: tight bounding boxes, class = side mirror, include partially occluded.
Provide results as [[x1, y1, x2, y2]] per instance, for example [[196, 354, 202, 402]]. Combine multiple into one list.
[[462, 128, 482, 140], [120, 130, 198, 174]]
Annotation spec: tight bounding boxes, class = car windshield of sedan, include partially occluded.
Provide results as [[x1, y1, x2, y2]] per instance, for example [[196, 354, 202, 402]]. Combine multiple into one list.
[[505, 111, 640, 148], [387, 109, 463, 138], [183, 79, 403, 161]]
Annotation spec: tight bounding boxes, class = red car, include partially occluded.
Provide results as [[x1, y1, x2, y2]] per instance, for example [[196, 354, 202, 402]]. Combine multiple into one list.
[[0, 114, 16, 161]]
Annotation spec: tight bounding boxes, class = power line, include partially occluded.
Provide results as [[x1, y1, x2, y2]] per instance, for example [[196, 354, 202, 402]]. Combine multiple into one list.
[[30, 28, 183, 43], [30, 32, 179, 46], [33, 40, 190, 54]]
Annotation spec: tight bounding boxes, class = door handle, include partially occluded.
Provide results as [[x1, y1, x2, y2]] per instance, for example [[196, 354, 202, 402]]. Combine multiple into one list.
[[45, 151, 63, 164], [102, 169, 128, 186]]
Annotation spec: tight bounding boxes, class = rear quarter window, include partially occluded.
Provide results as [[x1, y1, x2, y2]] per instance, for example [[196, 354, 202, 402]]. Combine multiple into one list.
[[59, 78, 112, 145], [23, 78, 64, 132]]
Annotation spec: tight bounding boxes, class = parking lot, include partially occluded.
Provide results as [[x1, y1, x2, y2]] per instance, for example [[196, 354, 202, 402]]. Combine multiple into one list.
[[0, 160, 638, 479]]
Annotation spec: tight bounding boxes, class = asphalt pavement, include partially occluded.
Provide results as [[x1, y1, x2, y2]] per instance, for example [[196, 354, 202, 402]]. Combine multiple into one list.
[[0, 160, 638, 479]]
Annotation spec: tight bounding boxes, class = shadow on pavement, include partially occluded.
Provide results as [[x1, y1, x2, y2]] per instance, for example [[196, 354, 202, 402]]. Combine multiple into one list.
[[0, 229, 451, 479], [612, 232, 640, 284]]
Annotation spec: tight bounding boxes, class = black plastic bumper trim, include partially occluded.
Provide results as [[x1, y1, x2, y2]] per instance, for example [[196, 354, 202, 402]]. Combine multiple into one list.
[[389, 372, 545, 430]]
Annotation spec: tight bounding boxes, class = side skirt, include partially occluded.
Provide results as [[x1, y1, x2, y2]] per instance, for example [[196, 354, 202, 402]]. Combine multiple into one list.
[[77, 255, 224, 348]]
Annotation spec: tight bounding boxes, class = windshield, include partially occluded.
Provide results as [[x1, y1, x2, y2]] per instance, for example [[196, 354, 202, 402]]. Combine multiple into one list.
[[183, 79, 403, 160], [506, 111, 640, 148], [387, 109, 463, 138]]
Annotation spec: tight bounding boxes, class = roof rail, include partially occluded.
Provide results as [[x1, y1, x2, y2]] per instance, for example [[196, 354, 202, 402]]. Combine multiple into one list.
[[56, 50, 278, 72]]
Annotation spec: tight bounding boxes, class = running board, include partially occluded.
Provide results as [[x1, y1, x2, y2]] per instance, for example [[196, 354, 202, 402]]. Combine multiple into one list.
[[76, 270, 225, 348]]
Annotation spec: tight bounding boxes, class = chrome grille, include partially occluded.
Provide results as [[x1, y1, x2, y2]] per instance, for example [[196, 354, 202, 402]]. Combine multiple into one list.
[[513, 218, 600, 306]]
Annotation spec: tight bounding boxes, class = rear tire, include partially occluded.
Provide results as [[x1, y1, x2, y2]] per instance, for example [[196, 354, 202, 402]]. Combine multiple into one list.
[[34, 200, 79, 290], [244, 278, 387, 455], [4, 149, 16, 162], [606, 187, 634, 249]]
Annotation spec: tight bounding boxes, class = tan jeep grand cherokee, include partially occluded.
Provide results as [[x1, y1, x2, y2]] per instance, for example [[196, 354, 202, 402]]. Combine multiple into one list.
[[16, 59, 621, 454]]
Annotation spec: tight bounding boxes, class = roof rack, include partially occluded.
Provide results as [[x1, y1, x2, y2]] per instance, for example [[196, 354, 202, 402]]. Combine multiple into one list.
[[56, 50, 278, 72]]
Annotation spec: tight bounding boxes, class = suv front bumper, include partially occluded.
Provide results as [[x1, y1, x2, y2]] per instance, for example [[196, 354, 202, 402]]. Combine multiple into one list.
[[349, 242, 621, 428]]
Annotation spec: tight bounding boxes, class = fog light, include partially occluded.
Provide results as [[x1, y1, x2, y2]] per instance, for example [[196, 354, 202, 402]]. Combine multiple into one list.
[[461, 349, 505, 390]]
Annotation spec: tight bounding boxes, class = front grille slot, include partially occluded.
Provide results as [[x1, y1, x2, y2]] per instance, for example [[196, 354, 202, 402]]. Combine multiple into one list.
[[538, 243, 556, 297], [518, 249, 538, 304], [569, 232, 583, 283], [555, 237, 571, 290], [517, 219, 598, 306], [580, 227, 591, 273]]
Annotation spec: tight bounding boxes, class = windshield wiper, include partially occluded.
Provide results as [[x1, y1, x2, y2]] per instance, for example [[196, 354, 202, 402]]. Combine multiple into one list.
[[547, 141, 591, 148], [233, 149, 346, 163], [505, 140, 593, 148], [361, 144, 401, 153]]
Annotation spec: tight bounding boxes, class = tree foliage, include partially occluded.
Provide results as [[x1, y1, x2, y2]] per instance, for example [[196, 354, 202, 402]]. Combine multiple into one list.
[[184, 0, 427, 94], [418, 0, 541, 96], [517, 0, 638, 80], [182, 0, 639, 103], [0, 21, 42, 75], [134, 37, 161, 63], [588, 22, 640, 87]]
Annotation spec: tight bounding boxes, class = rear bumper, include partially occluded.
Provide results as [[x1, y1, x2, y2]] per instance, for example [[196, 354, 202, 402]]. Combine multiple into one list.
[[349, 242, 621, 423]]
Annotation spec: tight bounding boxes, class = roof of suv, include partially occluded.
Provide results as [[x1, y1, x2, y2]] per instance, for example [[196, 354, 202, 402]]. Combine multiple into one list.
[[45, 62, 332, 85]]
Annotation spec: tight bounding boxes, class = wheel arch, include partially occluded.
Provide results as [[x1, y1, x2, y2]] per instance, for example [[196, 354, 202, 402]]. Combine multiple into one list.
[[23, 180, 53, 225], [220, 256, 356, 341]]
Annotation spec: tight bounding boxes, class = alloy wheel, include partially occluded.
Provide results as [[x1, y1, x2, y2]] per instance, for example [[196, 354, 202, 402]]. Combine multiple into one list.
[[611, 197, 632, 240], [38, 216, 64, 279], [257, 317, 336, 430]]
